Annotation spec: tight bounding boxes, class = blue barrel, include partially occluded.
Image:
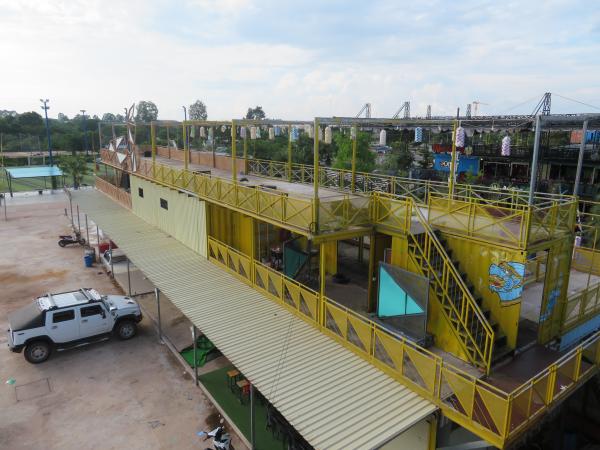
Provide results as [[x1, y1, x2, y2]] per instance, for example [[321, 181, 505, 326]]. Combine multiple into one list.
[[84, 254, 93, 267]]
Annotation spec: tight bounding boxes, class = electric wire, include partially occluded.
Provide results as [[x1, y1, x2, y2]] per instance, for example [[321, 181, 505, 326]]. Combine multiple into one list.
[[552, 92, 600, 111]]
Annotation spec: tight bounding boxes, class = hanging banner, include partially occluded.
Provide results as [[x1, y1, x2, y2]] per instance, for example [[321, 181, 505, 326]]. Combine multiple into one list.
[[433, 154, 479, 175]]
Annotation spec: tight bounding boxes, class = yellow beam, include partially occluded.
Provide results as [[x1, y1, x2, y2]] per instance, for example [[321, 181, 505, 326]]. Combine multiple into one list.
[[243, 131, 248, 175], [319, 241, 326, 297], [150, 122, 156, 177]]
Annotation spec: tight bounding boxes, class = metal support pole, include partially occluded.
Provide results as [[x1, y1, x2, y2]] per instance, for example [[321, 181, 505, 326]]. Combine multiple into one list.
[[192, 326, 199, 386], [313, 119, 320, 232], [351, 124, 358, 192], [85, 214, 89, 248], [448, 120, 458, 200], [151, 122, 157, 174], [243, 132, 248, 175], [126, 258, 132, 296], [155, 287, 162, 342], [231, 120, 237, 183], [319, 242, 326, 298], [288, 125, 293, 181], [528, 115, 542, 205], [108, 239, 114, 277], [69, 196, 74, 227], [250, 383, 256, 450], [183, 122, 189, 171], [76, 204, 81, 232], [574, 120, 589, 197]]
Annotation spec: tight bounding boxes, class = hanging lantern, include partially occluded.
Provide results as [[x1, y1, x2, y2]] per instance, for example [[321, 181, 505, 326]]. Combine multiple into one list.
[[208, 127, 214, 140], [350, 127, 357, 141], [256, 127, 261, 139], [221, 125, 227, 132], [501, 135, 511, 156], [274, 126, 281, 137], [318, 127, 323, 141], [190, 126, 196, 138], [324, 126, 332, 144], [414, 127, 423, 143], [379, 129, 387, 146], [291, 127, 299, 142], [304, 125, 313, 138], [240, 126, 247, 139], [199, 126, 206, 138], [250, 126, 257, 140], [455, 126, 465, 147], [268, 128, 275, 140]]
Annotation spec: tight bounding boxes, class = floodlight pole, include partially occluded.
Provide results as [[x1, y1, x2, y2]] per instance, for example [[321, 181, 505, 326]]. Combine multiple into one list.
[[528, 115, 542, 205], [40, 99, 57, 189], [574, 120, 589, 197], [81, 110, 89, 156]]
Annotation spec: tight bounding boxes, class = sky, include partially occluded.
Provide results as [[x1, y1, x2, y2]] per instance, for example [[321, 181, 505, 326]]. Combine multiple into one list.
[[1, 0, 600, 120]]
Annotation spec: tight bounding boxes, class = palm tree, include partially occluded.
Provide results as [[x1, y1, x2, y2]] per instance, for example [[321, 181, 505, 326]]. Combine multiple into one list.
[[58, 154, 89, 189]]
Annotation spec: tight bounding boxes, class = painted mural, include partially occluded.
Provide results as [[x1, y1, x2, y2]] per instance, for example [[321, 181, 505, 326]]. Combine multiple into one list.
[[489, 261, 526, 303]]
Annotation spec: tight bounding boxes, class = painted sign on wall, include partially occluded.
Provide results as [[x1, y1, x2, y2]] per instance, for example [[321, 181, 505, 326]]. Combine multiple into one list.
[[433, 154, 480, 175], [489, 261, 525, 304]]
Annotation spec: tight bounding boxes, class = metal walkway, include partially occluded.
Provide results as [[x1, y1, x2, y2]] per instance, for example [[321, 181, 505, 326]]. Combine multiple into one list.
[[72, 190, 435, 450]]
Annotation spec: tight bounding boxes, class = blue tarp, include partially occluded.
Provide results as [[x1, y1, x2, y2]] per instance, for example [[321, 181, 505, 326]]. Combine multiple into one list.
[[6, 166, 63, 178]]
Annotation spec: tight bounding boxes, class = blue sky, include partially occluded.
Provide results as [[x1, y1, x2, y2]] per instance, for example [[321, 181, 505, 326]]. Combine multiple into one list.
[[1, 0, 599, 119]]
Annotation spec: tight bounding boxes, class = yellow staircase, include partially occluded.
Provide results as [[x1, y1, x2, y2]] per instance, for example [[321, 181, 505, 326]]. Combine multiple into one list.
[[407, 204, 496, 373]]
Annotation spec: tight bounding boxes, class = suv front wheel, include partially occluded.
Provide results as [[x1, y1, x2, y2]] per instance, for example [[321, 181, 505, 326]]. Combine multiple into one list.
[[115, 320, 137, 340], [24, 341, 52, 364]]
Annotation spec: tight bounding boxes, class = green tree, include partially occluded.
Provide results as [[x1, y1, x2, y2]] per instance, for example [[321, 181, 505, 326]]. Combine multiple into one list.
[[57, 113, 69, 122], [381, 141, 413, 175], [135, 101, 158, 122], [417, 146, 433, 168], [58, 154, 89, 189], [101, 113, 116, 122], [332, 131, 375, 172], [245, 106, 265, 120], [189, 100, 208, 120]]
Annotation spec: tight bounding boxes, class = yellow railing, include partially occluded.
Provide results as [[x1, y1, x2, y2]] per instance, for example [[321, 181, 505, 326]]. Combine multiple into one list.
[[205, 235, 600, 448], [572, 247, 600, 275], [563, 282, 600, 333], [135, 159, 315, 232], [248, 158, 577, 248], [409, 198, 495, 372], [524, 252, 547, 286], [95, 176, 132, 209]]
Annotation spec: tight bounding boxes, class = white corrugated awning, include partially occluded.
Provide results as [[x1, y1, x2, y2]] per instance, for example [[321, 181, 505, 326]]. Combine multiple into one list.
[[72, 190, 436, 450]]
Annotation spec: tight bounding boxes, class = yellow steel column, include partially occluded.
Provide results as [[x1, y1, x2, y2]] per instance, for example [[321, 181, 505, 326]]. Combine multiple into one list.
[[427, 415, 438, 450], [448, 120, 458, 200], [183, 121, 189, 171], [288, 125, 293, 181], [243, 128, 248, 175], [231, 120, 237, 183], [313, 118, 320, 232], [150, 122, 156, 177], [351, 124, 358, 192], [320, 242, 326, 298], [367, 233, 376, 313]]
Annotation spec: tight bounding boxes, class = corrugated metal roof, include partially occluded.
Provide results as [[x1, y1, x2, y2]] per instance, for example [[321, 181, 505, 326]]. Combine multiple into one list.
[[72, 190, 436, 450]]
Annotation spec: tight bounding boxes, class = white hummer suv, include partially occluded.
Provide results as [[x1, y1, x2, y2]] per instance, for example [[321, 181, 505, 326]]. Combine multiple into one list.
[[7, 288, 143, 363]]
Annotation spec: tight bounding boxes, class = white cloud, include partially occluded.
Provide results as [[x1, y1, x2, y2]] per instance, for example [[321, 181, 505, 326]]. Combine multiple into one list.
[[1, 0, 599, 120]]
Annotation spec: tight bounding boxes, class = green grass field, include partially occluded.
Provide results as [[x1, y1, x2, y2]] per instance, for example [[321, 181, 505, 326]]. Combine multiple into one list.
[[0, 164, 96, 193]]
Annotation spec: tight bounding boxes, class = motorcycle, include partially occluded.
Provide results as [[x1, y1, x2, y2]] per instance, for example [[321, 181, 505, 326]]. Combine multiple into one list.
[[58, 231, 86, 247], [197, 423, 231, 450]]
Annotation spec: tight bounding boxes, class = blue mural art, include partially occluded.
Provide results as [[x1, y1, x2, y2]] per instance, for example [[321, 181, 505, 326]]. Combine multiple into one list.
[[489, 261, 526, 303], [540, 288, 560, 323]]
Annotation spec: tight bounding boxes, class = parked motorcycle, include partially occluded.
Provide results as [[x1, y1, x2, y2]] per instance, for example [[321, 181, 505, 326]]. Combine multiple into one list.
[[58, 231, 86, 247], [198, 423, 231, 450]]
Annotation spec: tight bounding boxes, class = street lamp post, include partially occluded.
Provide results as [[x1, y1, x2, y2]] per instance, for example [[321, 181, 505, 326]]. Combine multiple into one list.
[[80, 109, 89, 156], [182, 105, 189, 151], [40, 99, 57, 189]]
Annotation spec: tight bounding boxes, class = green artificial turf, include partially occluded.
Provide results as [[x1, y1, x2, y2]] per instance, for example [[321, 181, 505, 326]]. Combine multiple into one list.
[[198, 366, 283, 450]]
